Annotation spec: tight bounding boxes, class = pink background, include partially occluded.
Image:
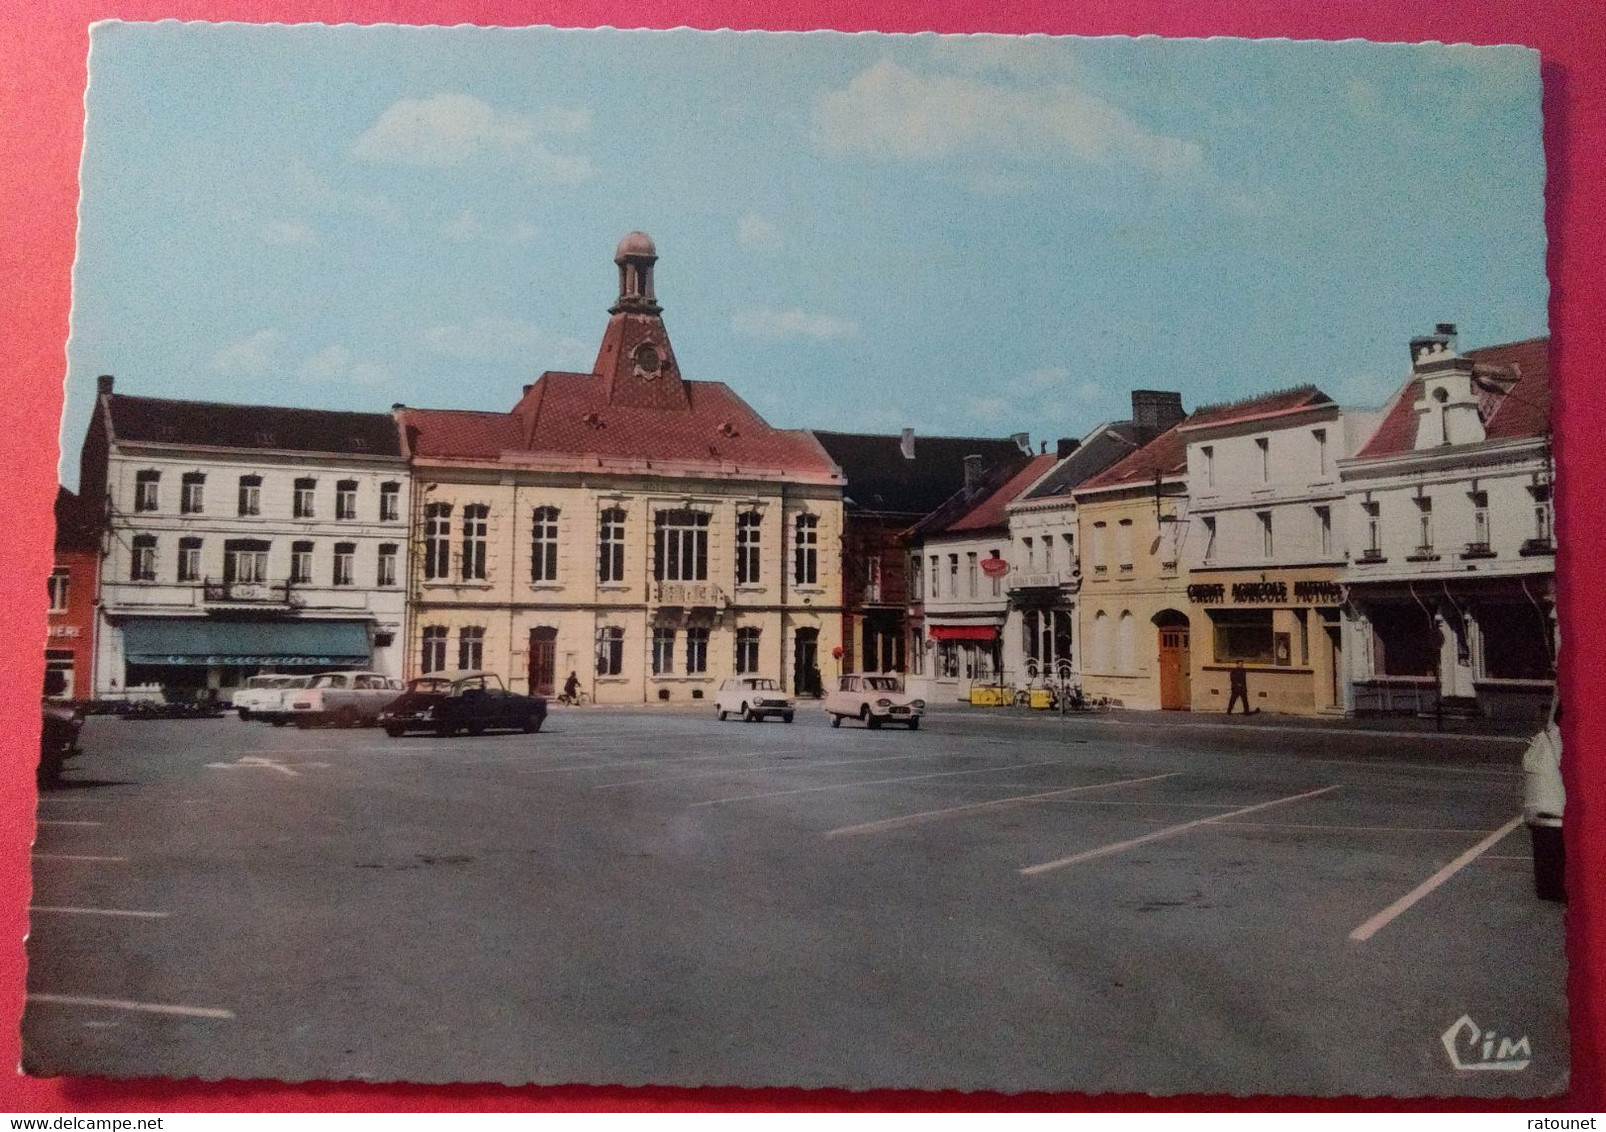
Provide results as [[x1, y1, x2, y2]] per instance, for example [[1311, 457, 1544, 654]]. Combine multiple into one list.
[[2, 0, 1601, 1112]]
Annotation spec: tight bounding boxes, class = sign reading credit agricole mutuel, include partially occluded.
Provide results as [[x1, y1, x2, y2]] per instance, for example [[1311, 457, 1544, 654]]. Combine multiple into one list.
[[1186, 580, 1347, 604]]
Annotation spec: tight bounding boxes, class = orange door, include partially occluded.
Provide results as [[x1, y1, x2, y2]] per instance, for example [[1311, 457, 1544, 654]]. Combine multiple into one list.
[[1158, 628, 1192, 710]]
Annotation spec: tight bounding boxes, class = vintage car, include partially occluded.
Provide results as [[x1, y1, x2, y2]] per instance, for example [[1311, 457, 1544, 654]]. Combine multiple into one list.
[[379, 670, 546, 738], [251, 675, 313, 727], [39, 670, 84, 785], [823, 673, 925, 729], [1522, 700, 1565, 902], [714, 677, 795, 722], [233, 674, 304, 720], [288, 671, 405, 728]]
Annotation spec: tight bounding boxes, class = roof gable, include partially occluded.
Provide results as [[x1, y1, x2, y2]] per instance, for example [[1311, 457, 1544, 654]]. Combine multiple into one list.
[[811, 432, 1028, 516], [108, 395, 404, 458]]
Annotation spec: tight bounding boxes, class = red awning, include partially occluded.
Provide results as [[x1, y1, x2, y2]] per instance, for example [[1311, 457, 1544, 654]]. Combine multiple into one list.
[[928, 624, 999, 642]]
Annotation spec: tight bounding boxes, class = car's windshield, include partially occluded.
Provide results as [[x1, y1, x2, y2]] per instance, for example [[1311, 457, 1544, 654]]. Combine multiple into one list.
[[409, 678, 452, 694], [245, 676, 286, 689], [307, 674, 347, 688], [865, 676, 903, 692], [746, 678, 777, 690]]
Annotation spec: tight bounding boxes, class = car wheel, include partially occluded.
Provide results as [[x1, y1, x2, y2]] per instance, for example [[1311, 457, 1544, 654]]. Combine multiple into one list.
[[270, 719, 287, 727], [522, 712, 543, 734], [1531, 824, 1566, 902], [782, 712, 794, 723], [717, 709, 727, 721], [467, 723, 486, 737], [237, 708, 251, 721], [435, 723, 454, 738], [294, 718, 313, 729], [908, 717, 920, 730], [830, 714, 841, 728], [338, 707, 361, 729], [384, 725, 405, 738], [741, 702, 755, 722]]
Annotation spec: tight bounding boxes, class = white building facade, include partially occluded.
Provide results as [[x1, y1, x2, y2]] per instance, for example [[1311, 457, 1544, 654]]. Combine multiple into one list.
[[78, 377, 411, 700]]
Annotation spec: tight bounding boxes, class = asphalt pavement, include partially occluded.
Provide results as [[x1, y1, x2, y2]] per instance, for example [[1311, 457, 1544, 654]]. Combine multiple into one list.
[[22, 703, 1567, 1097]]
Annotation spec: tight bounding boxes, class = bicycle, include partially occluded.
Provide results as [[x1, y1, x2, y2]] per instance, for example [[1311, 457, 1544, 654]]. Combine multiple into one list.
[[555, 689, 590, 706]]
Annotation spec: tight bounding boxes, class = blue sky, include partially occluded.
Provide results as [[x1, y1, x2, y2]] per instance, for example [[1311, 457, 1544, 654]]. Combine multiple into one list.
[[62, 23, 1545, 485]]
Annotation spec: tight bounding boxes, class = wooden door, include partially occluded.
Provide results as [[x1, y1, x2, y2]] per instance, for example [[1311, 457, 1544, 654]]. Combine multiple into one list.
[[528, 627, 557, 697], [794, 628, 820, 697], [1158, 627, 1191, 710]]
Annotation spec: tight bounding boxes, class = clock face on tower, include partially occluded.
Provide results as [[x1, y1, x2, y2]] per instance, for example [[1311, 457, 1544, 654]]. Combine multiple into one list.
[[633, 342, 662, 378]]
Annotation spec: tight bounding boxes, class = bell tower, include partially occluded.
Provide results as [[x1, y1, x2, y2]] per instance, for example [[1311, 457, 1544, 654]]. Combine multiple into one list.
[[610, 230, 661, 315], [593, 231, 689, 410]]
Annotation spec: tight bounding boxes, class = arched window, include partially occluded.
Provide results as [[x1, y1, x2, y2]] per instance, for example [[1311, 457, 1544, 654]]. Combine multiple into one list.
[[531, 506, 560, 582], [794, 513, 819, 584], [1117, 611, 1137, 673], [598, 507, 626, 582], [1092, 611, 1110, 671]]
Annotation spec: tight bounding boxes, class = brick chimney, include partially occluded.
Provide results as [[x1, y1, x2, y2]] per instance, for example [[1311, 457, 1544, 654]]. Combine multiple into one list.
[[96, 374, 115, 395], [1056, 436, 1080, 459], [1131, 389, 1184, 442], [1409, 322, 1458, 367], [963, 454, 985, 492]]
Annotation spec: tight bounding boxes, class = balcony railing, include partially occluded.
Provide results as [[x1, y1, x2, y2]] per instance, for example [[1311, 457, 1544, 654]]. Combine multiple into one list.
[[1461, 541, 1497, 560], [202, 578, 295, 606], [1519, 537, 1555, 557]]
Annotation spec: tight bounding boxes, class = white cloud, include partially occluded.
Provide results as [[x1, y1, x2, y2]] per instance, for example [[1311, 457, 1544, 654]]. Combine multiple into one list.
[[730, 307, 861, 342], [352, 92, 594, 183], [284, 160, 399, 224], [737, 212, 783, 251], [421, 316, 588, 366], [813, 58, 1201, 177], [298, 344, 393, 386], [262, 219, 318, 245], [210, 329, 283, 376]]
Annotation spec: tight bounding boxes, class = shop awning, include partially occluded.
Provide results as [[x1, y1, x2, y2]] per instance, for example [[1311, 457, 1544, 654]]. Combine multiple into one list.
[[928, 624, 1000, 642], [123, 619, 371, 666]]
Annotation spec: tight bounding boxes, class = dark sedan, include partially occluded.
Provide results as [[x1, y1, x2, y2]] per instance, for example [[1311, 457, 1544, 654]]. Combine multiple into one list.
[[379, 670, 546, 738]]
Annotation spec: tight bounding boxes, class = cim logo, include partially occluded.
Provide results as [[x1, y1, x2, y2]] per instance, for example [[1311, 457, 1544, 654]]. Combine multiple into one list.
[[1442, 1015, 1532, 1071]]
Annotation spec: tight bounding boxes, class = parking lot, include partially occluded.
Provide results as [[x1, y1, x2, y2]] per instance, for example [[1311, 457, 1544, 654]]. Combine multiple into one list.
[[24, 704, 1566, 1096]]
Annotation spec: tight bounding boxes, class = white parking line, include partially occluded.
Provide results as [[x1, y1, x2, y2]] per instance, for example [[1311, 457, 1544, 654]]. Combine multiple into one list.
[[598, 751, 936, 790], [1348, 815, 1524, 943], [1020, 785, 1340, 876], [30, 906, 169, 919], [691, 760, 1064, 806], [824, 773, 1178, 838], [515, 749, 803, 776], [36, 820, 103, 827], [1099, 718, 1524, 745], [31, 854, 127, 863], [1213, 821, 1491, 835], [27, 993, 234, 1020]]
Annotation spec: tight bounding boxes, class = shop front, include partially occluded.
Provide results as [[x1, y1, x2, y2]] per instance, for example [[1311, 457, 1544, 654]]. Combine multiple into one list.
[[913, 622, 1002, 702], [115, 616, 374, 702], [1185, 571, 1345, 715]]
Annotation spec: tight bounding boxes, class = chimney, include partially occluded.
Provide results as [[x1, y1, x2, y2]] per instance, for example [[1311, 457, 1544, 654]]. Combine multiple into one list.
[[1056, 436, 1080, 459], [1131, 389, 1185, 441], [522, 384, 534, 396], [1410, 323, 1459, 369], [96, 374, 114, 395], [899, 428, 915, 460], [1011, 431, 1032, 455], [391, 402, 407, 411], [963, 454, 985, 492]]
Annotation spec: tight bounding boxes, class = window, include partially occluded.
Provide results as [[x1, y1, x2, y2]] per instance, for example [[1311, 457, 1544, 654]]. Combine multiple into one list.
[[421, 626, 448, 674], [989, 547, 1002, 596], [424, 503, 451, 580], [461, 504, 489, 580], [929, 555, 939, 598], [909, 553, 924, 601], [1370, 604, 1437, 676], [966, 552, 978, 597], [1042, 538, 1054, 571], [380, 482, 401, 522], [1202, 516, 1217, 561], [134, 470, 160, 512], [177, 537, 202, 582], [1312, 429, 1328, 476], [1212, 608, 1275, 664], [457, 626, 485, 670], [1480, 603, 1555, 680], [237, 475, 261, 517], [1530, 484, 1553, 544], [1091, 611, 1110, 670], [290, 541, 314, 584], [181, 472, 205, 515], [938, 640, 960, 678], [223, 539, 269, 584], [1256, 437, 1270, 482], [598, 507, 627, 583], [793, 513, 819, 585], [1469, 491, 1490, 547], [47, 567, 70, 611], [1023, 537, 1035, 569], [1023, 609, 1074, 672], [531, 506, 560, 582], [656, 508, 710, 582], [948, 554, 958, 595], [1116, 611, 1137, 673], [735, 510, 762, 585], [377, 543, 398, 587], [1117, 520, 1134, 569], [1364, 500, 1382, 554], [293, 477, 317, 519], [1315, 506, 1332, 556], [1415, 496, 1434, 552], [685, 627, 709, 674], [333, 542, 355, 586], [596, 626, 624, 676], [336, 480, 358, 521], [866, 556, 882, 602], [735, 627, 761, 674], [1201, 446, 1214, 488], [1258, 511, 1273, 557], [652, 627, 676, 675], [1091, 522, 1108, 571]]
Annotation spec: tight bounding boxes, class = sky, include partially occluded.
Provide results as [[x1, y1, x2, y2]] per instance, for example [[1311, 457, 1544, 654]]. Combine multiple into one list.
[[60, 22, 1546, 486]]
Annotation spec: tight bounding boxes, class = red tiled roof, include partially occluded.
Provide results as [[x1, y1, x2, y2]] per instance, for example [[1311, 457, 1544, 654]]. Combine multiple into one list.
[[1177, 385, 1332, 432], [401, 373, 839, 479], [1352, 336, 1550, 459], [943, 454, 1058, 533], [1076, 423, 1188, 492]]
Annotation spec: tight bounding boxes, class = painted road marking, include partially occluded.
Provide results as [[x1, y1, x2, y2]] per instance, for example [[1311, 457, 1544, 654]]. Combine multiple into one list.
[[598, 751, 936, 790], [1348, 815, 1524, 944], [30, 906, 169, 919], [1020, 785, 1340, 876], [691, 760, 1063, 807], [825, 773, 1178, 838], [1094, 718, 1526, 745], [35, 820, 104, 827], [205, 755, 303, 776], [31, 854, 127, 863], [1215, 821, 1491, 835], [27, 993, 234, 1020]]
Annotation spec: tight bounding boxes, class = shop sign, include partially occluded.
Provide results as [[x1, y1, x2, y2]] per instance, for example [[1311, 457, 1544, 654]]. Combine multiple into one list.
[[1188, 579, 1346, 605], [47, 625, 81, 638], [980, 556, 1010, 578]]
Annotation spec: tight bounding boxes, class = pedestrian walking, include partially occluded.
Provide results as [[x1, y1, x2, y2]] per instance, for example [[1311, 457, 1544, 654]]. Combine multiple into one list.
[[1226, 661, 1253, 715]]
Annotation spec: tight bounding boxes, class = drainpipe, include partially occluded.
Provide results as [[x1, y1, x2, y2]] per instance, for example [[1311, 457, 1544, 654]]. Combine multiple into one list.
[[1407, 581, 1441, 731]]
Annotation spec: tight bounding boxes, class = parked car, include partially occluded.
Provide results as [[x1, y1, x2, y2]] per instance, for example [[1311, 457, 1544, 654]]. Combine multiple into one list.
[[288, 671, 405, 728], [715, 677, 794, 722], [39, 670, 84, 785], [823, 673, 925, 729], [1522, 700, 1565, 902], [379, 670, 546, 738], [233, 674, 303, 720], [252, 675, 313, 727]]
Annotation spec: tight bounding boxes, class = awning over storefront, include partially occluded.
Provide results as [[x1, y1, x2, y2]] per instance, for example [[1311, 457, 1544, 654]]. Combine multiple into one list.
[[928, 624, 1000, 642], [123, 619, 371, 666]]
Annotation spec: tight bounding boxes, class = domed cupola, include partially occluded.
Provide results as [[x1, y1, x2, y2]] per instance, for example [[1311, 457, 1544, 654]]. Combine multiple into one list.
[[610, 229, 661, 316]]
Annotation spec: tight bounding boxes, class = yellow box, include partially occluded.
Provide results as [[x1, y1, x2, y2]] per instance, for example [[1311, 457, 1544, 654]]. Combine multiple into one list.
[[1029, 688, 1055, 710], [969, 685, 1012, 707]]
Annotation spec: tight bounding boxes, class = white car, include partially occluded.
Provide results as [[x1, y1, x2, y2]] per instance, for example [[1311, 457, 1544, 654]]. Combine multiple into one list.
[[233, 674, 302, 720], [250, 675, 312, 726], [823, 674, 925, 729], [715, 677, 795, 723], [287, 671, 405, 728], [1522, 702, 1564, 901]]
